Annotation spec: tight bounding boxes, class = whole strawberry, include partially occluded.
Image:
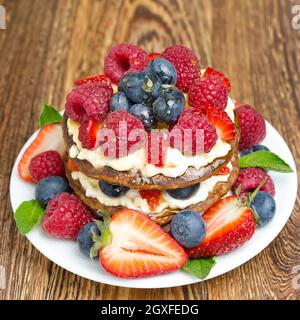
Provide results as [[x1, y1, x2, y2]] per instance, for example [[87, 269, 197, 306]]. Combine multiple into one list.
[[236, 105, 266, 150], [188, 75, 228, 111], [162, 45, 201, 92], [42, 192, 93, 240], [29, 150, 64, 182]]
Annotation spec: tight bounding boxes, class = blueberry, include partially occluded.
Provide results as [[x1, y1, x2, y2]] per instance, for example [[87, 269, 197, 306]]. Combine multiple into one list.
[[153, 87, 185, 124], [35, 176, 71, 207], [167, 183, 200, 200], [250, 191, 276, 226], [109, 92, 130, 112], [77, 222, 101, 259], [146, 58, 177, 85], [118, 72, 162, 104], [171, 210, 206, 248], [99, 181, 129, 197], [240, 144, 269, 157], [128, 103, 157, 130]]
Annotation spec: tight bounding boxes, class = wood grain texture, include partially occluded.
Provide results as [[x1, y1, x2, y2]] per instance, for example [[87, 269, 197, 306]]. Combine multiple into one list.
[[0, 0, 300, 300]]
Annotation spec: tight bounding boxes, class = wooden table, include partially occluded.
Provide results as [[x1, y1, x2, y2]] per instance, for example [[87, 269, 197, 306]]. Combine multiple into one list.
[[0, 0, 300, 300]]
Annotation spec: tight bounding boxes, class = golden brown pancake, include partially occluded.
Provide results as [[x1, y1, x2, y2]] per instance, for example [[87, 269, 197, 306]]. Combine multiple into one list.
[[64, 153, 239, 225], [62, 112, 240, 190]]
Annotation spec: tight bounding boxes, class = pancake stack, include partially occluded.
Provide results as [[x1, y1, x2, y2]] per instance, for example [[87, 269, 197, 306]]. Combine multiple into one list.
[[63, 111, 240, 225]]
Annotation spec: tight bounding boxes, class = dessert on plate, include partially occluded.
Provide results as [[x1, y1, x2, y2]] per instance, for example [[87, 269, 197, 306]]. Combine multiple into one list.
[[62, 44, 240, 225], [14, 43, 292, 279]]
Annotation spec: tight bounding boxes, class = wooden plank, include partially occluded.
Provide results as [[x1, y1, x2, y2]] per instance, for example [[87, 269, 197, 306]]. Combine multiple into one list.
[[0, 0, 299, 299]]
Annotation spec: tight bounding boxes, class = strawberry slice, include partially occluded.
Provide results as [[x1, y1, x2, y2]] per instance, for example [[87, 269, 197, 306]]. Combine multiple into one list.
[[186, 196, 255, 258], [74, 74, 111, 87], [99, 209, 187, 278], [203, 67, 231, 92], [78, 118, 102, 149], [139, 190, 161, 211], [18, 124, 65, 182], [214, 165, 230, 176], [204, 105, 235, 141], [147, 130, 168, 167], [148, 52, 161, 62], [67, 159, 79, 172], [234, 100, 242, 108]]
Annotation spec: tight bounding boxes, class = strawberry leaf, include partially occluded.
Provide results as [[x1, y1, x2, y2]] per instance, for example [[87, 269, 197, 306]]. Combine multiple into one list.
[[239, 150, 293, 173], [90, 214, 112, 259], [182, 257, 216, 279], [14, 200, 45, 235], [39, 104, 62, 128]]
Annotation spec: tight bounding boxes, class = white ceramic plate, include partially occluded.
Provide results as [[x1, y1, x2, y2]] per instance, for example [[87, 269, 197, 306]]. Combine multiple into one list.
[[10, 121, 297, 288]]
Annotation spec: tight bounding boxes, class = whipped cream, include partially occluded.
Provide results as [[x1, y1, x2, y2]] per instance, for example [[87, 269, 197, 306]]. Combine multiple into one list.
[[67, 97, 235, 178], [71, 162, 231, 214]]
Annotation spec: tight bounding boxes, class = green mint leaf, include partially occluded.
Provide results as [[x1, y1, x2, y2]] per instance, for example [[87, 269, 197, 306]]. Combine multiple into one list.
[[182, 257, 216, 279], [14, 200, 45, 235], [239, 150, 293, 173], [39, 104, 62, 127]]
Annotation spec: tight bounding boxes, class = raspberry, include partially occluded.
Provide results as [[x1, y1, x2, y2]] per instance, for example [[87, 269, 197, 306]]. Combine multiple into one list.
[[65, 82, 113, 123], [188, 75, 228, 111], [42, 192, 93, 240], [104, 43, 148, 83], [203, 67, 231, 92], [147, 130, 169, 167], [232, 168, 275, 198], [170, 108, 217, 155], [99, 110, 146, 158], [236, 105, 266, 150], [74, 74, 111, 87], [29, 150, 64, 182], [162, 45, 201, 92]]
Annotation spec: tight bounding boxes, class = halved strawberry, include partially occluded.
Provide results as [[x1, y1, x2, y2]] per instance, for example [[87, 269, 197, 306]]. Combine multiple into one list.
[[186, 196, 256, 258], [74, 74, 111, 87], [139, 190, 161, 211], [98, 209, 187, 278], [203, 67, 231, 92], [204, 105, 235, 141], [78, 118, 102, 149], [18, 124, 65, 182]]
